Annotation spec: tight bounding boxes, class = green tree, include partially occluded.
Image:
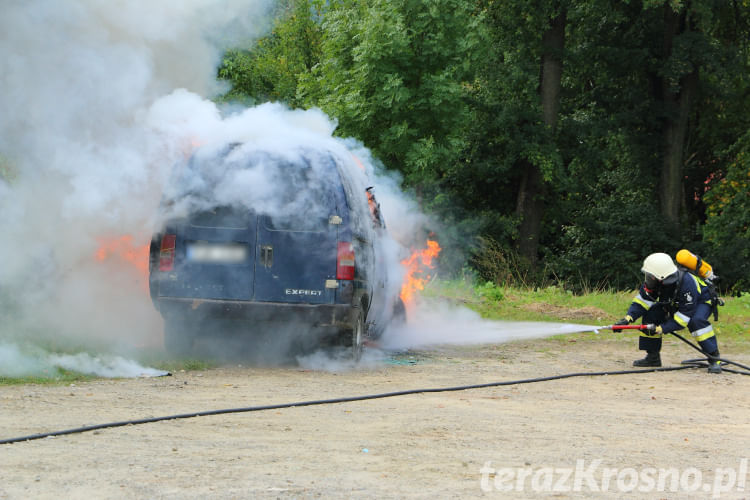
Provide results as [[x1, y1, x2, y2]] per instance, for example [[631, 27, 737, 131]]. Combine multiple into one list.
[[214, 0, 750, 291], [218, 0, 324, 107], [517, 5, 566, 267], [703, 132, 750, 293], [641, 0, 750, 230], [299, 0, 487, 185], [467, 0, 571, 270], [545, 0, 750, 290]]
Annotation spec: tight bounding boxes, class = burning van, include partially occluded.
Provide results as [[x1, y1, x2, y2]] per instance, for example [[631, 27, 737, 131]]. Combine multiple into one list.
[[148, 143, 404, 358]]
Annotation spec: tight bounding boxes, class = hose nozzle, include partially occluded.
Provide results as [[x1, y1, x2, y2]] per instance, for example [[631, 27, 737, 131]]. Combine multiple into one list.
[[608, 324, 654, 332]]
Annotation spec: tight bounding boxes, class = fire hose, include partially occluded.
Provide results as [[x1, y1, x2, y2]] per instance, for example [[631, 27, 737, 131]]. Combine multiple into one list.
[[0, 365, 702, 445], [603, 324, 750, 373], [1, 325, 747, 445]]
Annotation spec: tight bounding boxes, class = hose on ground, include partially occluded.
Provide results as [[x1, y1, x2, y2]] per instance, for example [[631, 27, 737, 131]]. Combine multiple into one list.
[[0, 364, 713, 445], [668, 330, 750, 372], [3, 339, 748, 446]]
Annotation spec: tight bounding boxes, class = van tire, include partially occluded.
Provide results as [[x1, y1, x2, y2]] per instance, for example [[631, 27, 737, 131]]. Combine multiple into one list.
[[370, 297, 406, 340], [351, 310, 365, 362], [164, 319, 196, 357], [391, 297, 406, 326]]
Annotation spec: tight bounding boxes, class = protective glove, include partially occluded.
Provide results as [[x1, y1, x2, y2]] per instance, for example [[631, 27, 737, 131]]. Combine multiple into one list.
[[644, 324, 663, 335], [612, 316, 633, 331]]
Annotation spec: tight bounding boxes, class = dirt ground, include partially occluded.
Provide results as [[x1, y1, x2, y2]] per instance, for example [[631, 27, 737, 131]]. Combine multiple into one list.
[[1, 335, 749, 499]]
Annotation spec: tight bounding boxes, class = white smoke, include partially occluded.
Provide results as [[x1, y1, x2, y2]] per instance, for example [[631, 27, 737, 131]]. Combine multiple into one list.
[[0, 0, 275, 366], [296, 347, 386, 373], [147, 100, 369, 223], [0, 0, 583, 377], [0, 0, 419, 374], [0, 342, 168, 378], [0, 343, 47, 377], [47, 351, 168, 378]]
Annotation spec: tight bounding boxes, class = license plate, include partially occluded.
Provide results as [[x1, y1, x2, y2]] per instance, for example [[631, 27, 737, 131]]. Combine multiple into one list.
[[187, 242, 248, 263]]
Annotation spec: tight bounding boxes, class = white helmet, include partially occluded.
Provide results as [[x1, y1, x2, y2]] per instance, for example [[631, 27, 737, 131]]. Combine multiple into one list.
[[642, 253, 678, 281]]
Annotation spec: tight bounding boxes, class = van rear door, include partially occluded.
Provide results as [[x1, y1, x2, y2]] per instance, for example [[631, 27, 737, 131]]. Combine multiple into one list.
[[254, 215, 337, 304], [253, 156, 343, 304]]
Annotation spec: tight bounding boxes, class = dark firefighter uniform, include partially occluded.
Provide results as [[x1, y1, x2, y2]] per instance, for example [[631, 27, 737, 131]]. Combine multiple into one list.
[[626, 270, 719, 358]]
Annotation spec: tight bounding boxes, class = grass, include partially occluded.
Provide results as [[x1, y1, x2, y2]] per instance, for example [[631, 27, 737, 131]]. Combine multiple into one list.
[[146, 357, 217, 373], [425, 279, 626, 321], [0, 368, 97, 386], [0, 356, 213, 386], [424, 279, 750, 350]]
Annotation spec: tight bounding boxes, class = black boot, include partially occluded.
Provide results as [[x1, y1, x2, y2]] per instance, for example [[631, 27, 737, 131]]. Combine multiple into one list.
[[707, 351, 722, 374], [633, 351, 661, 367]]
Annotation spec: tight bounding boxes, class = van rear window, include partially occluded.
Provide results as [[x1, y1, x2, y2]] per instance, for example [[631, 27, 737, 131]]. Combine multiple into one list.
[[262, 213, 328, 232], [167, 146, 341, 231], [190, 206, 249, 229], [259, 152, 338, 232]]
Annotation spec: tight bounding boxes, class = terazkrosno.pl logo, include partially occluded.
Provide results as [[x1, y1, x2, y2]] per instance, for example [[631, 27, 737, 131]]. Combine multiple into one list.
[[480, 459, 748, 498]]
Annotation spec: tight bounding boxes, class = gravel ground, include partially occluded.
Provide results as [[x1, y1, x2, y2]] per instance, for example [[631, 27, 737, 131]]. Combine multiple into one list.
[[1, 336, 749, 499]]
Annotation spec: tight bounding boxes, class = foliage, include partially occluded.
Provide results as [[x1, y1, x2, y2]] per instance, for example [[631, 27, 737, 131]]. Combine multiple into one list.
[[0, 369, 96, 386], [548, 160, 676, 291], [703, 132, 750, 293], [538, 0, 750, 291], [216, 0, 750, 293], [475, 281, 505, 302], [470, 236, 542, 288], [299, 0, 487, 185], [217, 0, 324, 107]]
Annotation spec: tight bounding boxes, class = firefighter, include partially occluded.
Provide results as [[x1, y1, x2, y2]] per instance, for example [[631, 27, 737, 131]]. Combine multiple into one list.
[[614, 252, 722, 373]]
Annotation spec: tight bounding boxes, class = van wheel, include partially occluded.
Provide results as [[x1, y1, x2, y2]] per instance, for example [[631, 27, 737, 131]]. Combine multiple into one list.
[[370, 298, 406, 340], [164, 319, 196, 357], [393, 297, 407, 324], [351, 311, 365, 362]]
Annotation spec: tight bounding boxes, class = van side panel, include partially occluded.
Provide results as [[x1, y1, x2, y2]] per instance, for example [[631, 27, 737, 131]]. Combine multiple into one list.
[[331, 155, 378, 313]]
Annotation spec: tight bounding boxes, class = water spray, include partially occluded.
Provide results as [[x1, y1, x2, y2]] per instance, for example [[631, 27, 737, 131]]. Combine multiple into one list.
[[540, 323, 655, 336]]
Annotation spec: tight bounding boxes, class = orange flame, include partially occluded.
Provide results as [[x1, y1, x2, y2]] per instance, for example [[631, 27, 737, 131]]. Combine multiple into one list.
[[95, 235, 150, 291], [399, 239, 441, 308]]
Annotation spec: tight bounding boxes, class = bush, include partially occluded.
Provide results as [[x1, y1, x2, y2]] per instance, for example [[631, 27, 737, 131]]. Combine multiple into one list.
[[470, 236, 543, 288], [476, 281, 504, 302], [547, 170, 676, 292], [703, 133, 750, 294]]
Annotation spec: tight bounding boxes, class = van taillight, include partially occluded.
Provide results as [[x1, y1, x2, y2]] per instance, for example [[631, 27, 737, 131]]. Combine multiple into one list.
[[159, 234, 176, 272], [337, 242, 355, 280]]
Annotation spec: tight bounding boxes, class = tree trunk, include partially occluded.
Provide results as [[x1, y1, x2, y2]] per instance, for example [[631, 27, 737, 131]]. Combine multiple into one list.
[[540, 9, 566, 131], [515, 160, 545, 264], [515, 8, 566, 266], [660, 5, 698, 228]]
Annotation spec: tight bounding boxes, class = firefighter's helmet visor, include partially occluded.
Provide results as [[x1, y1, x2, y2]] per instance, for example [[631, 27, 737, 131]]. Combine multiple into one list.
[[644, 273, 660, 290]]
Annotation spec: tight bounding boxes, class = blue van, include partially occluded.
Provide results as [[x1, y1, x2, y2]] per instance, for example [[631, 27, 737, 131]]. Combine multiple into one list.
[[148, 144, 403, 358]]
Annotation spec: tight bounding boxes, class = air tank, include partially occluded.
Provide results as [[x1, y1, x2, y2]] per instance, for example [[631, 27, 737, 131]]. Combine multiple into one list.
[[675, 249, 715, 280]]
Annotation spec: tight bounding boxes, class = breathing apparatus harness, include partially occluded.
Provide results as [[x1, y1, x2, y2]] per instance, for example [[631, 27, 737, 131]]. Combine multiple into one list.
[[675, 250, 725, 321]]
